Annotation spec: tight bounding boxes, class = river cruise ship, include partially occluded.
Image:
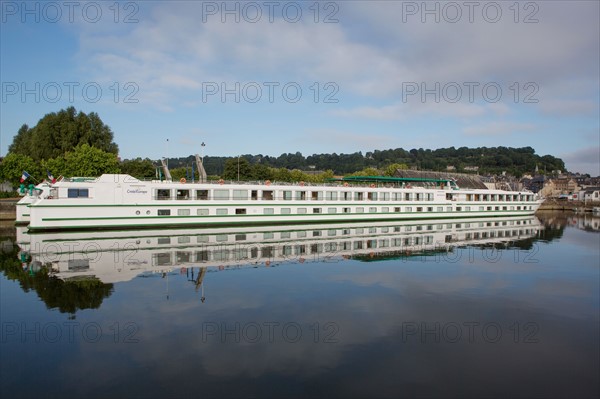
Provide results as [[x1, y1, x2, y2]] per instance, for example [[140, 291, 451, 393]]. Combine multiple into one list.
[[18, 174, 541, 231]]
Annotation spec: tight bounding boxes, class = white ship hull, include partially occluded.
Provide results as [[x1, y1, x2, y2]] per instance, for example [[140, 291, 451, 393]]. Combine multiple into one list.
[[22, 174, 542, 231]]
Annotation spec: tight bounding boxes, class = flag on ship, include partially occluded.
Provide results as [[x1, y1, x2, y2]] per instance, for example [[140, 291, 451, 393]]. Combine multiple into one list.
[[20, 171, 30, 183], [46, 169, 56, 184]]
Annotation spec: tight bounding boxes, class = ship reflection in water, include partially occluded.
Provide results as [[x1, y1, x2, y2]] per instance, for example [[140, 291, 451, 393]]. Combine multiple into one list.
[[3, 214, 599, 399], [17, 215, 542, 287]]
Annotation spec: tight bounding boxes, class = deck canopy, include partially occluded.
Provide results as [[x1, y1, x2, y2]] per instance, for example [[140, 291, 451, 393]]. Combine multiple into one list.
[[327, 175, 458, 188]]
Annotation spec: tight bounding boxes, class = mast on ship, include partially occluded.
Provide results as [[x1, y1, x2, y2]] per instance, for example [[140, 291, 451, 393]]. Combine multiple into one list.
[[195, 154, 207, 183], [160, 158, 172, 181]]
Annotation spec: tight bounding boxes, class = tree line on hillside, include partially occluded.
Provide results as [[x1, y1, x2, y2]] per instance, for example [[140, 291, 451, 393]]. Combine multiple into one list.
[[1, 107, 567, 188], [165, 146, 565, 178]]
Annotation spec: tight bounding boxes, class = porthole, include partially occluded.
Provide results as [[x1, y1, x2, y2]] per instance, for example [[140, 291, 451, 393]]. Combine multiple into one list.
[[136, 210, 141, 215], [146, 210, 151, 215]]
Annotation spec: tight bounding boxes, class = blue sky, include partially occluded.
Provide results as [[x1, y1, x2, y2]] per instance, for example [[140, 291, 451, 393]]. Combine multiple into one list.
[[1, 1, 598, 174]]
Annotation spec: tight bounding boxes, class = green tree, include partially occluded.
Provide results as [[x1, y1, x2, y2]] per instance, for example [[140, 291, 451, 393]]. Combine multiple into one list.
[[384, 163, 408, 176], [251, 163, 274, 180], [8, 107, 118, 161], [121, 158, 156, 179], [223, 157, 252, 180], [49, 144, 120, 177], [0, 153, 43, 187]]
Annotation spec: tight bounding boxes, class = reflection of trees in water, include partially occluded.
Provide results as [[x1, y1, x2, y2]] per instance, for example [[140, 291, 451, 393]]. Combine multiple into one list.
[[535, 211, 600, 240], [0, 237, 113, 314]]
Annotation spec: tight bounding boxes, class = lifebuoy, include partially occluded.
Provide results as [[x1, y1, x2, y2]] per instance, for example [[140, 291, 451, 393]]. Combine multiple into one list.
[[265, 180, 271, 186], [180, 178, 186, 184], [299, 181, 305, 186], [218, 179, 224, 185], [370, 183, 376, 188], [343, 182, 349, 187]]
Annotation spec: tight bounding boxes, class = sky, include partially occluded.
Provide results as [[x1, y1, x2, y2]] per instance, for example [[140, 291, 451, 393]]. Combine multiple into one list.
[[1, 0, 599, 175]]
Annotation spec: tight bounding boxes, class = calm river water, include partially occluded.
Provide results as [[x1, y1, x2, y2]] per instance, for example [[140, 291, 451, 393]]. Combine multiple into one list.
[[1, 212, 598, 398]]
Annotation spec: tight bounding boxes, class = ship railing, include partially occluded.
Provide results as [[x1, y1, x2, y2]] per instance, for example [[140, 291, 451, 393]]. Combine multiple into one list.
[[150, 179, 455, 190]]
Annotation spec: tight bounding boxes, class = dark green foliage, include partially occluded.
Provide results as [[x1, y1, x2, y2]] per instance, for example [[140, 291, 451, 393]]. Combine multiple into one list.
[[8, 107, 118, 161], [0, 237, 114, 314], [120, 158, 156, 179], [163, 146, 565, 177]]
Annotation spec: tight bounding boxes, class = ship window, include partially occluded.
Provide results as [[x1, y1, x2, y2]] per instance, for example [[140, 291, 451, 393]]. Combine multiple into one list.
[[281, 208, 291, 214], [416, 207, 423, 212], [355, 192, 364, 201], [369, 207, 377, 213], [156, 189, 171, 200], [176, 190, 189, 200], [263, 191, 274, 200], [456, 207, 462, 211], [154, 253, 171, 266], [196, 190, 209, 200], [197, 209, 209, 216], [313, 208, 322, 214], [405, 207, 412, 212], [158, 209, 171, 216], [356, 207, 364, 213], [394, 207, 401, 212], [297, 208, 307, 214], [178, 209, 190, 216], [368, 192, 377, 200], [465, 206, 471, 211], [382, 207, 389, 212], [264, 208, 274, 214], [216, 208, 228, 215], [427, 207, 433, 212], [251, 190, 258, 200], [68, 188, 89, 198], [235, 208, 247, 215], [405, 193, 412, 201], [343, 207, 351, 213], [437, 207, 443, 212], [296, 191, 306, 200], [342, 191, 351, 200], [233, 190, 248, 200], [328, 208, 337, 213], [158, 237, 171, 244], [382, 192, 390, 201], [283, 191, 293, 200], [214, 189, 229, 200], [326, 191, 337, 200], [178, 237, 191, 244], [311, 191, 322, 200], [176, 251, 191, 262]]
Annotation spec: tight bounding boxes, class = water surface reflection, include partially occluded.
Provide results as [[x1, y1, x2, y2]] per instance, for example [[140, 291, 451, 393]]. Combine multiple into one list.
[[1, 214, 598, 398]]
